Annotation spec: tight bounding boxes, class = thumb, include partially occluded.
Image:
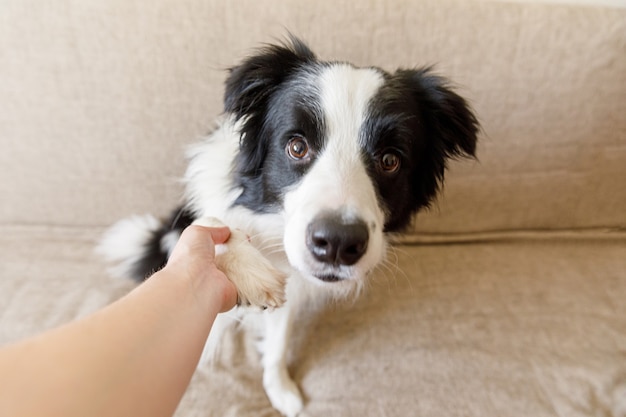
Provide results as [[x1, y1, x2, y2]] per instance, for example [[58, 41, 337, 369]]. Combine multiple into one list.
[[205, 226, 231, 245], [167, 225, 230, 266]]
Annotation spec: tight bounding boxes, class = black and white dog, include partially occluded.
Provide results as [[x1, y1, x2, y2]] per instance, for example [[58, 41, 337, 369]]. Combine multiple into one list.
[[100, 37, 479, 416]]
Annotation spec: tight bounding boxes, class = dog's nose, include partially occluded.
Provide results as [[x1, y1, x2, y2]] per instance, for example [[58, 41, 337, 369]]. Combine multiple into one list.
[[306, 215, 369, 266]]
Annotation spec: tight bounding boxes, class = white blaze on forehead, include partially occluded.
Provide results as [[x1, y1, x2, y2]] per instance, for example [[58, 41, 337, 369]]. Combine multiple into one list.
[[318, 64, 385, 154], [309, 64, 385, 211]]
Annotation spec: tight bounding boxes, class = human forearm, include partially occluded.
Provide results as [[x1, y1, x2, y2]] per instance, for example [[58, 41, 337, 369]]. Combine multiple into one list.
[[0, 266, 220, 417], [0, 225, 236, 417]]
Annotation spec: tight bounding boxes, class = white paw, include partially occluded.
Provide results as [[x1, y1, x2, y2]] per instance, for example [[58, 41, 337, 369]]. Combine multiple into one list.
[[263, 369, 304, 417], [192, 217, 287, 309]]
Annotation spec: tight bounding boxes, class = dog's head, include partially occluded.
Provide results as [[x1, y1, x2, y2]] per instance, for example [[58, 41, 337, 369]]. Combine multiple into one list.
[[225, 37, 479, 288]]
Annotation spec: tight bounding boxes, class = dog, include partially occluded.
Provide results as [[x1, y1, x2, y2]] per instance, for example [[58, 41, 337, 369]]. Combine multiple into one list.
[[99, 37, 479, 416]]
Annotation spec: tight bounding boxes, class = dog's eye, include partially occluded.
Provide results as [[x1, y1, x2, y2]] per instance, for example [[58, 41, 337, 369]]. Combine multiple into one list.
[[286, 136, 309, 160], [379, 152, 401, 174]]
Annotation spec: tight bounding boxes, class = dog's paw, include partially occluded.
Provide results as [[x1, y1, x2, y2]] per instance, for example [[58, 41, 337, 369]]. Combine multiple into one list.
[[264, 368, 304, 417], [219, 228, 287, 309], [192, 217, 287, 309]]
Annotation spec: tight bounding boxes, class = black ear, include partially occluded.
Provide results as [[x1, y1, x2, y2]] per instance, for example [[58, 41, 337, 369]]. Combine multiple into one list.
[[395, 68, 479, 209], [224, 36, 316, 120]]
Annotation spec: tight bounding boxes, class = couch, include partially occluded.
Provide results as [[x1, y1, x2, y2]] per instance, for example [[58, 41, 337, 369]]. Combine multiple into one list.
[[1, 0, 625, 416]]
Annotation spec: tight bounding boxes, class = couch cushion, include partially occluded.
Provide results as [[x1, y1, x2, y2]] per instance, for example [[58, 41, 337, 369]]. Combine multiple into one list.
[[1, 0, 624, 235], [1, 226, 624, 416]]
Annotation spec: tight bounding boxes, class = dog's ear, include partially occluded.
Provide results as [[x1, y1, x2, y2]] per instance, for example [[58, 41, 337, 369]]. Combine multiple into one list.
[[394, 68, 479, 210], [225, 37, 315, 175], [224, 37, 316, 120]]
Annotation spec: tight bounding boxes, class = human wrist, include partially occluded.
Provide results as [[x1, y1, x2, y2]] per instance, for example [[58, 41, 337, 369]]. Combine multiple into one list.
[[161, 262, 236, 314]]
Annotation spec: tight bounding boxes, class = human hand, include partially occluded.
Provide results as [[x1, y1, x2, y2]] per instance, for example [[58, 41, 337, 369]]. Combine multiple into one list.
[[165, 225, 238, 313]]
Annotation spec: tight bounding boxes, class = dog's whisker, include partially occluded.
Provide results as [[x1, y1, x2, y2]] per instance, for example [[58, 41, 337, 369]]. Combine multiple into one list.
[[383, 247, 413, 293], [260, 247, 287, 257], [254, 239, 283, 249], [372, 262, 395, 294]]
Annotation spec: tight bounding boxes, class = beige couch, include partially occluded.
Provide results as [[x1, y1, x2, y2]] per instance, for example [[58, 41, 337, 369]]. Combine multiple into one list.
[[1, 0, 625, 416]]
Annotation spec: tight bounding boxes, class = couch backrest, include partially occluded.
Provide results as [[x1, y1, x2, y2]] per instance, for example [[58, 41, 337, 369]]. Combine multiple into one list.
[[1, 0, 624, 237]]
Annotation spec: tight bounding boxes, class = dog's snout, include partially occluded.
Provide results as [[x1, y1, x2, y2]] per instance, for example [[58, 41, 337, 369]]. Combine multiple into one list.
[[306, 215, 369, 267]]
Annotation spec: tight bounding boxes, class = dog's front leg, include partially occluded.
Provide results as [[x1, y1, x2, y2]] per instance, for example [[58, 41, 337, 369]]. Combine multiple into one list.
[[262, 305, 303, 417]]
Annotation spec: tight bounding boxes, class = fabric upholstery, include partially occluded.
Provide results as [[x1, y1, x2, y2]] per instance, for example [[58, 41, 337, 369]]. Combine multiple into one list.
[[1, 0, 624, 235], [1, 1, 625, 416]]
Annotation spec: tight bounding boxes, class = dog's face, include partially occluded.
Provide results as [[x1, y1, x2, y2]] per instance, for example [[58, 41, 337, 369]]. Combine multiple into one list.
[[225, 38, 478, 287]]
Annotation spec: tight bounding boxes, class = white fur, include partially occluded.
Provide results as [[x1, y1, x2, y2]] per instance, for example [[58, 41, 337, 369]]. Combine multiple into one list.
[[160, 230, 180, 257], [97, 214, 161, 278], [184, 118, 243, 220]]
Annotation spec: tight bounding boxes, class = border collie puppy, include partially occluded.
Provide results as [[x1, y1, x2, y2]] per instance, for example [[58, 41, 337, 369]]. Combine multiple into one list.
[[100, 37, 479, 416]]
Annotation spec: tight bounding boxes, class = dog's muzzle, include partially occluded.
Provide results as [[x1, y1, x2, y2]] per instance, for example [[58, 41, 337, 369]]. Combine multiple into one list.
[[305, 213, 369, 282]]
